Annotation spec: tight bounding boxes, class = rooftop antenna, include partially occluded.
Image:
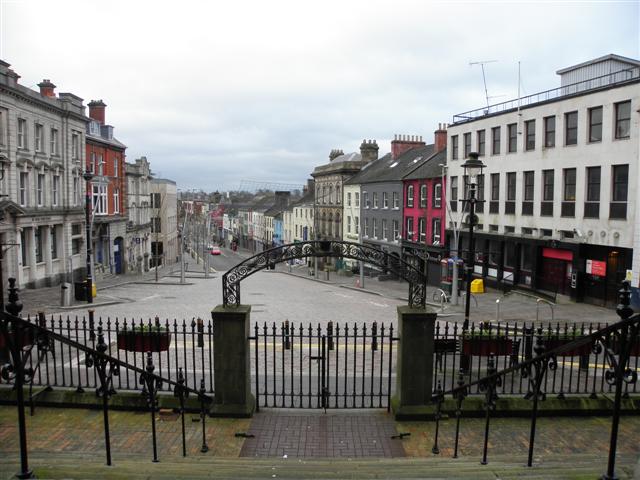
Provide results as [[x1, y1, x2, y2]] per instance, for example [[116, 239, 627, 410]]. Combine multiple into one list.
[[470, 60, 498, 112]]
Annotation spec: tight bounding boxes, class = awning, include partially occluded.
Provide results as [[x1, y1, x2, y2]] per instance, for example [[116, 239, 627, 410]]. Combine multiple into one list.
[[542, 247, 573, 262]]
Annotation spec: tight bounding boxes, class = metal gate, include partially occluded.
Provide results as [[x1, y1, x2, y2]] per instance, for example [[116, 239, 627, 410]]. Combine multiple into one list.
[[250, 321, 397, 410]]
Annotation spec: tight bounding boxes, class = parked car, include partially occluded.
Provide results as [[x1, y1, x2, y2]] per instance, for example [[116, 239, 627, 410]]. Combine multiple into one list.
[[210, 246, 221, 255]]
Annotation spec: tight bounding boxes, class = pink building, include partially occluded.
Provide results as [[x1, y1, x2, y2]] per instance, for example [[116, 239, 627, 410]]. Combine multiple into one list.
[[401, 126, 447, 283]]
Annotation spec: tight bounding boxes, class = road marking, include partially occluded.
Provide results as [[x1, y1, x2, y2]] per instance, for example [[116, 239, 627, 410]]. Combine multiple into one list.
[[139, 294, 161, 302], [332, 292, 352, 298], [369, 301, 389, 308]]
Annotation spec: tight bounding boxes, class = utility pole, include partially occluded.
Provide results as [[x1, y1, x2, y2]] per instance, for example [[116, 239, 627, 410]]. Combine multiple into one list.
[[441, 163, 461, 306], [204, 213, 211, 278]]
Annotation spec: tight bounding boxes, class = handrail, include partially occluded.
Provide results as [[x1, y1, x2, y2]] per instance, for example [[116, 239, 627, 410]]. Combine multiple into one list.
[[535, 298, 555, 322], [436, 313, 637, 400], [430, 282, 639, 479], [2, 312, 212, 401]]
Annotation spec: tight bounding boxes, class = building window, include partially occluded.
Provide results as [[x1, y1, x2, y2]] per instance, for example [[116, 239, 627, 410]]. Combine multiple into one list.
[[73, 176, 79, 206], [37, 174, 45, 206], [541, 169, 554, 216], [405, 217, 414, 240], [463, 132, 471, 158], [90, 152, 96, 173], [543, 116, 555, 148], [98, 154, 104, 176], [151, 217, 162, 233], [506, 172, 516, 214], [50, 128, 59, 155], [615, 101, 631, 139], [523, 171, 534, 201], [382, 219, 388, 240], [19, 172, 28, 206], [565, 111, 578, 145], [418, 218, 426, 243], [322, 186, 327, 204], [543, 170, 554, 201], [382, 192, 388, 209], [490, 173, 499, 201], [524, 120, 535, 151], [507, 123, 517, 152], [364, 217, 369, 237], [355, 192, 359, 207], [354, 216, 359, 234], [506, 172, 516, 201], [0, 110, 5, 145], [610, 164, 628, 219], [35, 124, 44, 152], [114, 188, 120, 214], [51, 226, 58, 260], [433, 183, 442, 208], [584, 166, 600, 218], [151, 192, 161, 208], [52, 175, 60, 206], [476, 174, 485, 213], [364, 192, 369, 208], [589, 106, 603, 143], [347, 192, 351, 206], [392, 191, 399, 209], [432, 218, 441, 244], [477, 129, 485, 156], [420, 184, 427, 208], [34, 227, 44, 263], [450, 177, 457, 212], [373, 192, 378, 208], [18, 119, 27, 149], [347, 216, 351, 234], [392, 220, 399, 241], [336, 186, 341, 204], [563, 168, 576, 201], [72, 133, 79, 159], [406, 185, 414, 208], [451, 135, 459, 160], [328, 185, 333, 204], [491, 126, 500, 154], [92, 184, 108, 215], [490, 173, 499, 214], [562, 168, 576, 217], [114, 157, 119, 177]]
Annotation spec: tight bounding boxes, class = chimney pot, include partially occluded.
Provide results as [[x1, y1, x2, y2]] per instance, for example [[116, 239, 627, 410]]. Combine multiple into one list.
[[37, 79, 56, 97], [88, 99, 107, 124]]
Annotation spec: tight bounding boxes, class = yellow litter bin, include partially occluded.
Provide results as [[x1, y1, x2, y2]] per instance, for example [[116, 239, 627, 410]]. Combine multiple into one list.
[[92, 283, 97, 298], [470, 279, 484, 294]]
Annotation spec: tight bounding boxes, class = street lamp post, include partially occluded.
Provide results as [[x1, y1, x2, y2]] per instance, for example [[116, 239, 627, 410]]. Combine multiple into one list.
[[83, 170, 94, 304], [461, 152, 485, 331]]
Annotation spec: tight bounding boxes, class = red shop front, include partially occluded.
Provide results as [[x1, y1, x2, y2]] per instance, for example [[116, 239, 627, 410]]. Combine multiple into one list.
[[538, 248, 573, 296]]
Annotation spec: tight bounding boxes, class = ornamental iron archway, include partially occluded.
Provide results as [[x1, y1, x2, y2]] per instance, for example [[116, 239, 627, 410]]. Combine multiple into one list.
[[222, 240, 426, 308]]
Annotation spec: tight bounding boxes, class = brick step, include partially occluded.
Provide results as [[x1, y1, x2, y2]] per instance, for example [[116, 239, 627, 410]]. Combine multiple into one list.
[[1, 452, 637, 479]]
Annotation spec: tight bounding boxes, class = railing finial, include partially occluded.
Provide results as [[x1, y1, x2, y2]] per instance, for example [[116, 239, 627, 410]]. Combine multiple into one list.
[[6, 277, 23, 316], [616, 280, 633, 320]]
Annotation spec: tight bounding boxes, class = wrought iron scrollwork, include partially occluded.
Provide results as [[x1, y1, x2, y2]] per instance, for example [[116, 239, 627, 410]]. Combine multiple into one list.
[[222, 241, 427, 308], [520, 328, 557, 401]]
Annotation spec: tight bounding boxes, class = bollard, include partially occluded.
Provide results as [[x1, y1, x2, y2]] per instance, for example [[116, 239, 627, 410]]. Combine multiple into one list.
[[495, 299, 501, 322]]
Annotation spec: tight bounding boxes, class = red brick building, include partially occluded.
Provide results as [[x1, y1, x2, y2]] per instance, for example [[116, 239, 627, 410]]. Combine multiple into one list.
[[85, 100, 128, 274]]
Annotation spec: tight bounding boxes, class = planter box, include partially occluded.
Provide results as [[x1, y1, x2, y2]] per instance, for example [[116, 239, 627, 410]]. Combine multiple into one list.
[[117, 331, 171, 352], [462, 336, 513, 356]]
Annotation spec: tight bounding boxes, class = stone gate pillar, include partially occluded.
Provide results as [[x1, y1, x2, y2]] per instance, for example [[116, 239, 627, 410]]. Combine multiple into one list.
[[210, 305, 255, 417], [392, 305, 437, 419]]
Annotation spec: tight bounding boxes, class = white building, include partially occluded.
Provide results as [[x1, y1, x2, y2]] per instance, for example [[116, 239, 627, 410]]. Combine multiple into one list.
[[0, 60, 89, 289], [125, 156, 152, 273], [150, 178, 178, 268], [446, 54, 639, 306]]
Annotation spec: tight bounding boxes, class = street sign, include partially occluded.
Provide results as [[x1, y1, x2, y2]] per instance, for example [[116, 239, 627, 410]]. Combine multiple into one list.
[[586, 259, 606, 277]]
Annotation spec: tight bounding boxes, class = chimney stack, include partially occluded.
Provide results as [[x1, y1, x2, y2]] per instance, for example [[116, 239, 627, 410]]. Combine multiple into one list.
[[329, 149, 344, 161], [88, 99, 107, 124], [359, 139, 379, 163], [434, 123, 447, 152], [391, 133, 425, 160], [37, 79, 56, 97]]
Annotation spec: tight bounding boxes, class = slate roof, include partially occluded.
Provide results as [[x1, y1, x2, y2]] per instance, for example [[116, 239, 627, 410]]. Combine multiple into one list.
[[345, 144, 435, 185], [403, 148, 447, 181]]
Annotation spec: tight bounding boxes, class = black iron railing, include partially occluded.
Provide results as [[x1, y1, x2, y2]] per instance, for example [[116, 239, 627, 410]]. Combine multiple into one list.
[[430, 281, 639, 480], [432, 319, 637, 398], [0, 278, 214, 478], [0, 312, 216, 395], [250, 321, 397, 411]]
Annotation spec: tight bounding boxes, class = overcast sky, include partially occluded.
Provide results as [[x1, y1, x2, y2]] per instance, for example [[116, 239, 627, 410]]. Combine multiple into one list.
[[1, 0, 638, 191]]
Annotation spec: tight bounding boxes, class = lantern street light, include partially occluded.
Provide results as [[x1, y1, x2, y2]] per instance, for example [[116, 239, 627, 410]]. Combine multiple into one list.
[[83, 170, 94, 304], [461, 152, 485, 331]]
